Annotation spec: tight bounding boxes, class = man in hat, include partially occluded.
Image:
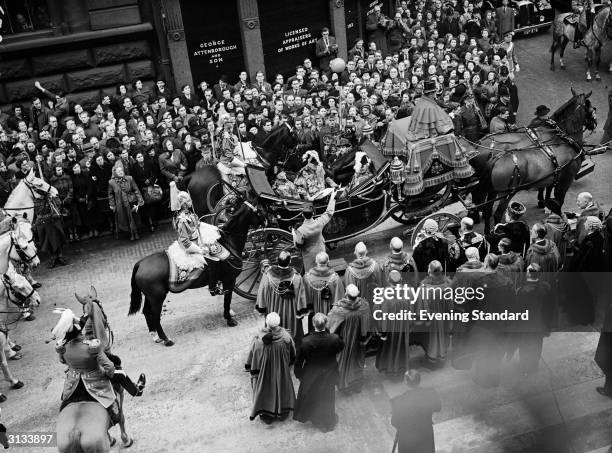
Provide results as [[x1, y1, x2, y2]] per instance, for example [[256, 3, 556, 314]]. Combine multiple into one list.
[[491, 83, 516, 126], [345, 241, 384, 309], [473, 253, 515, 388], [412, 218, 450, 275], [272, 171, 299, 198], [245, 312, 296, 424], [383, 237, 417, 285], [515, 264, 553, 375], [528, 105, 555, 129], [366, 4, 391, 57], [495, 0, 515, 40], [496, 237, 524, 289], [294, 312, 344, 431], [292, 190, 336, 272], [543, 199, 570, 267], [487, 201, 530, 255], [407, 80, 454, 139], [327, 284, 372, 392], [256, 251, 308, 342], [376, 270, 412, 376], [390, 370, 441, 453], [75, 287, 146, 396], [173, 190, 230, 298], [525, 223, 561, 278], [303, 252, 344, 325], [497, 65, 519, 121], [460, 217, 486, 259], [572, 0, 596, 48], [458, 92, 486, 142]]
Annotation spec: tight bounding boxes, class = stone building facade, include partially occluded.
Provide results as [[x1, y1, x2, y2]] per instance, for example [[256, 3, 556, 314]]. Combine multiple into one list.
[[0, 0, 395, 111]]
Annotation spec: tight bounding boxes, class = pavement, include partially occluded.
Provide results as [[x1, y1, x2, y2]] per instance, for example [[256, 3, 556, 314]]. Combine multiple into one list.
[[2, 30, 612, 453]]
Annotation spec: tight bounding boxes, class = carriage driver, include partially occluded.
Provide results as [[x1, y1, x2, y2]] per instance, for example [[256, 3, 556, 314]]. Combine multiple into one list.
[[174, 191, 229, 295], [572, 0, 595, 48]]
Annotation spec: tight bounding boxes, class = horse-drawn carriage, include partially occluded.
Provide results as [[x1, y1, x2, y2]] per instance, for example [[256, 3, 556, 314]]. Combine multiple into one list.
[[210, 135, 477, 300], [203, 89, 600, 302]]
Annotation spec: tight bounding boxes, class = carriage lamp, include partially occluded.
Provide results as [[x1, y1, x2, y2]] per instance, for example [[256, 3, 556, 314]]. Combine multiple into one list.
[[390, 156, 405, 201]]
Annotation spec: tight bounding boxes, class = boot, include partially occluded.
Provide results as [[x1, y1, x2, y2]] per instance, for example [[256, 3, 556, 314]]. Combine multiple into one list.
[[135, 373, 146, 396]]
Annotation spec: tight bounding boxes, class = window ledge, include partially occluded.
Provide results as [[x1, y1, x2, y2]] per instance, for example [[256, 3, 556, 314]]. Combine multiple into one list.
[[0, 23, 153, 54]]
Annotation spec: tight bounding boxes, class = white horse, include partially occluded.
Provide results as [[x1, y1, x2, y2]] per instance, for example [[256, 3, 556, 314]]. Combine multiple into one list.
[[1, 261, 41, 322], [0, 222, 40, 275], [3, 169, 58, 222]]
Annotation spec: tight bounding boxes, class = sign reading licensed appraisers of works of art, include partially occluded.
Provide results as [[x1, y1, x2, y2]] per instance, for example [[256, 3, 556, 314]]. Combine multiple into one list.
[[258, 0, 330, 76], [180, 2, 244, 84]]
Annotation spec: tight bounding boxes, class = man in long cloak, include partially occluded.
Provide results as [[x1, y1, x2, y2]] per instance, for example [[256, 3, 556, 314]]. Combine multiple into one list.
[[596, 302, 612, 398], [328, 284, 372, 393], [472, 254, 515, 388], [256, 251, 308, 343], [294, 313, 344, 432], [303, 252, 344, 331], [345, 241, 384, 311], [412, 218, 449, 277], [382, 237, 418, 287], [376, 271, 413, 377], [415, 261, 453, 365], [245, 312, 296, 424]]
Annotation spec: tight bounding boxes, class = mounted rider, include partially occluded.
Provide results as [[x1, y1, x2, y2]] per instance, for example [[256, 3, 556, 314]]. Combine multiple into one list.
[[572, 0, 596, 48], [528, 105, 558, 129], [172, 190, 229, 295]]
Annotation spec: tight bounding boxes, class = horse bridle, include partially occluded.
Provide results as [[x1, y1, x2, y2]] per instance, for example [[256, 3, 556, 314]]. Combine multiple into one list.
[[9, 230, 37, 264], [2, 274, 35, 307]]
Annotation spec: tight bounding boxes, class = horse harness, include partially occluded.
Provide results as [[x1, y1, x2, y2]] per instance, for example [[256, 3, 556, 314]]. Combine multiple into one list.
[[8, 231, 37, 264], [1, 274, 35, 308], [525, 127, 561, 187]]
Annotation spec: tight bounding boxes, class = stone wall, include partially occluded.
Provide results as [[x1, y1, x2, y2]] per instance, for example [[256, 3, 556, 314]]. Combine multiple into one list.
[[0, 30, 158, 113]]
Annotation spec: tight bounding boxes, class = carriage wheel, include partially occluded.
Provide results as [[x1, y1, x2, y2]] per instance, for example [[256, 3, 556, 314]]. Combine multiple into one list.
[[410, 212, 462, 249], [390, 182, 453, 225], [233, 228, 303, 301]]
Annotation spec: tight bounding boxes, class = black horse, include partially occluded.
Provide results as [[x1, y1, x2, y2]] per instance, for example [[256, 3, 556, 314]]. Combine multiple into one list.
[[128, 190, 264, 346], [468, 90, 596, 233], [258, 123, 300, 177]]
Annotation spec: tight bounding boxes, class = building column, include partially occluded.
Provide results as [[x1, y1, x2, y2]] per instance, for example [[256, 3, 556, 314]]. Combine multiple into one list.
[[329, 0, 348, 61], [61, 0, 90, 33], [160, 0, 193, 91], [237, 0, 265, 80]]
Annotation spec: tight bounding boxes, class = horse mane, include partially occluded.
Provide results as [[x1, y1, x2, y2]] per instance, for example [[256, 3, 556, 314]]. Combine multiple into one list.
[[550, 94, 586, 142]]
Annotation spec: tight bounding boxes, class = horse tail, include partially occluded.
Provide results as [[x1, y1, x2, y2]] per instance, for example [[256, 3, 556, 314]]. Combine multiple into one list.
[[129, 261, 142, 315], [65, 429, 83, 453]]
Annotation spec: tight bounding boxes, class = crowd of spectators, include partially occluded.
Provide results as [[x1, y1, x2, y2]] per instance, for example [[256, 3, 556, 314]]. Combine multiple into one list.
[[0, 0, 558, 267]]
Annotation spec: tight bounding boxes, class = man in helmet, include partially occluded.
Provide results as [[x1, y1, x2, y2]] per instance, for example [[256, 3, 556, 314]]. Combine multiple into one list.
[[173, 191, 229, 295]]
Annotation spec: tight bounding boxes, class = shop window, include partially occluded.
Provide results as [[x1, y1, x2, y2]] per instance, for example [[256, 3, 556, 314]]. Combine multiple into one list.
[[0, 0, 51, 37]]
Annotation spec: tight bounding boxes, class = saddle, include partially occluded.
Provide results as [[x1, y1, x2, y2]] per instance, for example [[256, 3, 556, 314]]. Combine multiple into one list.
[[166, 242, 206, 292], [564, 13, 580, 26]]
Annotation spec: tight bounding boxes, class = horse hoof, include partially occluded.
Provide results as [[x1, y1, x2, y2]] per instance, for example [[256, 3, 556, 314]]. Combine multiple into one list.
[[560, 64, 566, 70], [163, 339, 175, 347], [227, 317, 238, 327], [229, 309, 236, 317], [153, 335, 163, 344], [122, 437, 134, 448], [550, 66, 555, 71], [23, 314, 35, 321], [109, 436, 117, 447]]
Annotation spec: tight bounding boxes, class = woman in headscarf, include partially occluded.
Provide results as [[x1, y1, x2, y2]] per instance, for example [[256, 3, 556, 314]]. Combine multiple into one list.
[[107, 161, 143, 241]]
